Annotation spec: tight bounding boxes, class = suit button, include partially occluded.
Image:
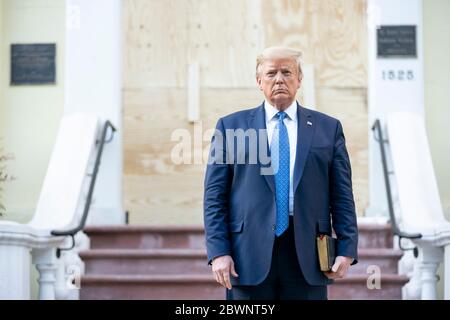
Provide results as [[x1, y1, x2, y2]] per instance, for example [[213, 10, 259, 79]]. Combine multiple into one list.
[[272, 224, 276, 231]]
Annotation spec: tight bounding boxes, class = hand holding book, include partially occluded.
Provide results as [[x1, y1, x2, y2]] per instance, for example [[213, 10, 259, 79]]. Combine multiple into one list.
[[323, 255, 354, 280], [317, 234, 353, 279]]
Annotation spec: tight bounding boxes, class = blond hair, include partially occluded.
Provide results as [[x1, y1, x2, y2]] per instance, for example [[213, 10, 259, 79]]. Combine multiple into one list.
[[256, 46, 303, 79]]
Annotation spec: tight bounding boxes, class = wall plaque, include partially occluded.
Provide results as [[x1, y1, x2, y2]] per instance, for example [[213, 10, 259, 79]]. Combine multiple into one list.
[[11, 43, 56, 85], [377, 26, 416, 58]]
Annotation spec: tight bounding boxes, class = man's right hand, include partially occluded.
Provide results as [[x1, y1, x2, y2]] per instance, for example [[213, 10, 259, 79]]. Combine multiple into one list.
[[211, 255, 239, 289]]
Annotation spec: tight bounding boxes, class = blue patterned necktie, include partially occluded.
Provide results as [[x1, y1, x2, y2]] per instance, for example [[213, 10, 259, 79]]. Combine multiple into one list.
[[271, 111, 290, 237]]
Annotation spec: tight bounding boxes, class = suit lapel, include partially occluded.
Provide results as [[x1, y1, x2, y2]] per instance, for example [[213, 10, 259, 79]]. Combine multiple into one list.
[[293, 103, 315, 194], [247, 102, 315, 195], [248, 103, 276, 194]]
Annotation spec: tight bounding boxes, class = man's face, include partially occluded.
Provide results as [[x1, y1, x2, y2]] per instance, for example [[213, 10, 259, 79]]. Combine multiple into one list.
[[256, 57, 302, 110]]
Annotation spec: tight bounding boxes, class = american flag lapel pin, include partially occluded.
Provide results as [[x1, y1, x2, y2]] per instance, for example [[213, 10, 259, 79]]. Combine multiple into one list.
[[307, 121, 312, 126]]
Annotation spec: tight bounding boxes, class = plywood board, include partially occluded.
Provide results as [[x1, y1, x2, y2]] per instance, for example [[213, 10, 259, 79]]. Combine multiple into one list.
[[123, 0, 369, 225], [261, 0, 367, 88], [124, 87, 367, 224]]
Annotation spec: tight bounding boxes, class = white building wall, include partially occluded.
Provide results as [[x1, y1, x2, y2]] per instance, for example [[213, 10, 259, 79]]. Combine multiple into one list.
[[64, 0, 124, 225]]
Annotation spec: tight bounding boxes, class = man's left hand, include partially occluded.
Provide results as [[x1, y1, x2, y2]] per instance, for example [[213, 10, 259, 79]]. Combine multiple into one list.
[[324, 256, 353, 279]]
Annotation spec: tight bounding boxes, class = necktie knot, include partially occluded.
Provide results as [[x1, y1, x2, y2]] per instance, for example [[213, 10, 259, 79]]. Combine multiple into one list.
[[277, 111, 287, 122]]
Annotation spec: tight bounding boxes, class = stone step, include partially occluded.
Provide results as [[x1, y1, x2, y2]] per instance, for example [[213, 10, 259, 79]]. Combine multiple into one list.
[[84, 225, 205, 250], [347, 248, 403, 275], [329, 274, 409, 300], [80, 221, 404, 300], [84, 222, 394, 250], [80, 247, 403, 276], [356, 221, 394, 249], [80, 274, 408, 300], [80, 274, 225, 300], [80, 249, 210, 275]]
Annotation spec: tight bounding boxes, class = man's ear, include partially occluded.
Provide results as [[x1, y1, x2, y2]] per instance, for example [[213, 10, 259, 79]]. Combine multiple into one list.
[[256, 76, 263, 91], [297, 74, 303, 89]]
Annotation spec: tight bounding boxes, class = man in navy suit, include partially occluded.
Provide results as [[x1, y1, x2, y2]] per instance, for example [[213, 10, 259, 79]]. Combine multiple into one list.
[[203, 47, 358, 300]]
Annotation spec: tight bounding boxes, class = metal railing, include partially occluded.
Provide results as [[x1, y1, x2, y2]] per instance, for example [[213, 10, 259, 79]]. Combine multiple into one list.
[[51, 120, 116, 257], [371, 119, 422, 256]]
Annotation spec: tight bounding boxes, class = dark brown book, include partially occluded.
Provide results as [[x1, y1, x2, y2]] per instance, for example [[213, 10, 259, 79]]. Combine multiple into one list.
[[316, 234, 337, 272]]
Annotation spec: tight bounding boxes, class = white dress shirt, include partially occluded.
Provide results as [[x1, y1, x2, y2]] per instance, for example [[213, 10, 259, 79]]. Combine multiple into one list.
[[264, 100, 298, 215]]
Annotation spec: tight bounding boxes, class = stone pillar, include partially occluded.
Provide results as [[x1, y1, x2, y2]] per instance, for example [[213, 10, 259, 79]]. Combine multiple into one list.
[[64, 0, 124, 225], [418, 244, 443, 300], [366, 0, 425, 217], [0, 243, 31, 299], [35, 263, 57, 300], [444, 244, 450, 299], [32, 248, 59, 300]]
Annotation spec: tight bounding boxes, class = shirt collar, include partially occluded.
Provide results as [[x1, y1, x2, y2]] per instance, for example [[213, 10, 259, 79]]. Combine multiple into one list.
[[264, 100, 298, 123]]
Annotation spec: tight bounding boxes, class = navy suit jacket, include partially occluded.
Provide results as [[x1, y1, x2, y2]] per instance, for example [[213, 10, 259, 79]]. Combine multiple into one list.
[[203, 102, 358, 286]]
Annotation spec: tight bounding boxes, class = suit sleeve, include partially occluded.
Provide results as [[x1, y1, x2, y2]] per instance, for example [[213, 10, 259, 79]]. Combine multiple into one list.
[[203, 118, 233, 264], [330, 120, 358, 265]]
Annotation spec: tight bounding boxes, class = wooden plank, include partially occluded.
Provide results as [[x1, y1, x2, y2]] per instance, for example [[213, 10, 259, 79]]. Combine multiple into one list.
[[124, 0, 367, 89], [124, 87, 262, 224], [316, 86, 368, 214], [123, 0, 369, 224], [124, 87, 367, 223], [186, 0, 264, 87], [123, 0, 264, 89], [123, 0, 368, 89], [124, 172, 205, 225], [123, 0, 190, 88], [187, 62, 200, 122], [123, 88, 263, 176], [261, 0, 367, 88]]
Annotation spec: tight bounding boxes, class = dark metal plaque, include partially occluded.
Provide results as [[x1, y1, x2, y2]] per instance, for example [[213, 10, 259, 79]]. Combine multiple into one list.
[[377, 26, 416, 58], [11, 43, 56, 85]]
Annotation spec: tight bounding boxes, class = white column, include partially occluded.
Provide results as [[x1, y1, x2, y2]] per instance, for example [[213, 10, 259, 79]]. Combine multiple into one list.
[[418, 244, 443, 300], [420, 262, 439, 300], [36, 264, 57, 300], [32, 248, 58, 300], [400, 249, 422, 299], [0, 244, 31, 299], [64, 0, 124, 224], [445, 244, 450, 299], [366, 0, 425, 216]]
